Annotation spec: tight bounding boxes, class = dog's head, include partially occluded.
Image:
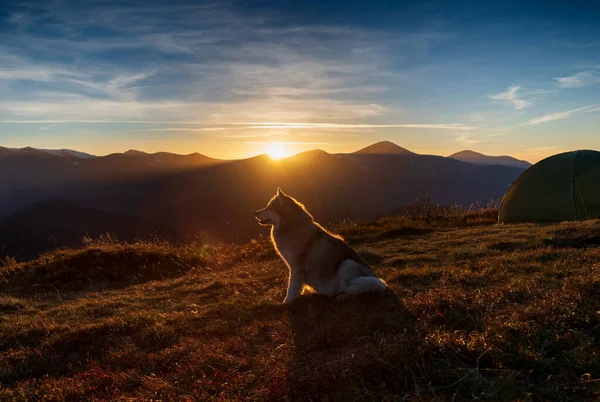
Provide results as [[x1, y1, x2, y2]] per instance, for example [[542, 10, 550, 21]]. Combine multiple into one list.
[[254, 188, 286, 227], [255, 188, 309, 228]]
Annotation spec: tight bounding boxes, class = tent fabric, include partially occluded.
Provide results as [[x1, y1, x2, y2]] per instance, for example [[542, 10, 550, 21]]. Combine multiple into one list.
[[499, 150, 600, 223]]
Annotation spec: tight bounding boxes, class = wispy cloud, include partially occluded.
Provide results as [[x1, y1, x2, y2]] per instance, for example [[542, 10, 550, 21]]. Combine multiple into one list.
[[0, 53, 155, 103], [0, 120, 208, 124], [0, 120, 477, 133], [0, 99, 216, 123], [455, 133, 482, 145], [527, 104, 600, 125], [243, 141, 333, 145], [554, 71, 600, 88], [224, 133, 289, 139], [0, 1, 459, 132], [488, 85, 532, 110], [146, 127, 231, 132], [124, 122, 479, 132], [231, 122, 477, 130], [0, 54, 87, 82]]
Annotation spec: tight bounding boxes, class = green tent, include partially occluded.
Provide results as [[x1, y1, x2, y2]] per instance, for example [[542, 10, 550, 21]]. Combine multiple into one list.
[[499, 150, 600, 223]]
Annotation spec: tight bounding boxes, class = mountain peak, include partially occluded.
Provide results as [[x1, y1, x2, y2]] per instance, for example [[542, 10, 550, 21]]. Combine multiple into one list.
[[449, 150, 531, 169], [124, 149, 149, 156], [355, 141, 413, 155], [451, 150, 485, 158]]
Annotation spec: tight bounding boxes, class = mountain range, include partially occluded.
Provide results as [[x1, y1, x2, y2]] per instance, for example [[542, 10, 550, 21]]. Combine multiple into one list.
[[449, 150, 532, 169], [24, 148, 97, 159], [0, 142, 529, 259]]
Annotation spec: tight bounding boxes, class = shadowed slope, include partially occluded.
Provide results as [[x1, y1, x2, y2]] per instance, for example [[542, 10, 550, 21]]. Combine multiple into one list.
[[0, 201, 171, 260]]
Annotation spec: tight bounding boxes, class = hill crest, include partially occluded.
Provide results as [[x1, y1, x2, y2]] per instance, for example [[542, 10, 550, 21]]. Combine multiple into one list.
[[355, 141, 413, 155], [449, 150, 531, 168]]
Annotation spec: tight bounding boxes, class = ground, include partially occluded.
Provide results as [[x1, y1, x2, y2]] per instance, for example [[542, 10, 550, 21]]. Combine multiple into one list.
[[1, 213, 600, 401]]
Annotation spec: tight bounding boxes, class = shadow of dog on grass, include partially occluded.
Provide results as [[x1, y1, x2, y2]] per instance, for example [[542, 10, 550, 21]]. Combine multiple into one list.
[[285, 290, 414, 400]]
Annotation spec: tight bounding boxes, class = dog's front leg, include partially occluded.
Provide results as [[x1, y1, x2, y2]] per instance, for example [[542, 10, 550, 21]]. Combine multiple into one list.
[[284, 269, 305, 304]]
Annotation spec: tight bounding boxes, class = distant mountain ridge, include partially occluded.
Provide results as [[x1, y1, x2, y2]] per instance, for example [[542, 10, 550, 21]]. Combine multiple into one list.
[[1, 143, 530, 169], [6, 147, 97, 159], [449, 150, 531, 169], [36, 148, 97, 159], [2, 147, 221, 163]]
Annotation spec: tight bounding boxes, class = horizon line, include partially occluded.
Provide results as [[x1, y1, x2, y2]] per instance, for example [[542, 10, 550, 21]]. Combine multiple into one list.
[[0, 141, 536, 162]]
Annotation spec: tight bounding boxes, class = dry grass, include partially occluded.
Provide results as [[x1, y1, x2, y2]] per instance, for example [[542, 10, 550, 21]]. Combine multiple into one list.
[[2, 214, 600, 401]]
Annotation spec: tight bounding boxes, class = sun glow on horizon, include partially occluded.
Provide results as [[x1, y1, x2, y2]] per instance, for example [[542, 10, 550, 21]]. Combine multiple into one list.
[[265, 142, 291, 159]]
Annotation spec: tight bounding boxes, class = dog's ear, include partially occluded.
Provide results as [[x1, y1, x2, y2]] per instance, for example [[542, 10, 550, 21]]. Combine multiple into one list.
[[276, 188, 286, 205]]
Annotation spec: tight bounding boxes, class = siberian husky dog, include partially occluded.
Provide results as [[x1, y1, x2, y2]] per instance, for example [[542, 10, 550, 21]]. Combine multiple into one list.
[[255, 188, 387, 304]]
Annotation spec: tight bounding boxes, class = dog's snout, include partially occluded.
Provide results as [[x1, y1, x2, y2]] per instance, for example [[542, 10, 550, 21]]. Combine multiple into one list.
[[254, 211, 260, 217]]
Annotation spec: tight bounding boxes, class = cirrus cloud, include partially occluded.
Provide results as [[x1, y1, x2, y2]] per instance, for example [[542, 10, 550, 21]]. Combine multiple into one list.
[[554, 71, 600, 88], [527, 104, 600, 125], [488, 85, 532, 110]]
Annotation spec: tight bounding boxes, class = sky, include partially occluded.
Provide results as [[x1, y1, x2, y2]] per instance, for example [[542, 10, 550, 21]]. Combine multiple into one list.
[[1, 0, 599, 161]]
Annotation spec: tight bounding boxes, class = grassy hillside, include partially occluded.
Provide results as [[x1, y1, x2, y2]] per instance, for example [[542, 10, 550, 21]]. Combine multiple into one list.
[[1, 212, 600, 400]]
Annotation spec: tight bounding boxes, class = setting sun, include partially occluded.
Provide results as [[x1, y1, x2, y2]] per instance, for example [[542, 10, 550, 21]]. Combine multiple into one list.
[[265, 143, 290, 160]]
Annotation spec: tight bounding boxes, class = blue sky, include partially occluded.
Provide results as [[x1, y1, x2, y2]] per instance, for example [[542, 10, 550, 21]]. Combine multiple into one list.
[[1, 0, 599, 161]]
